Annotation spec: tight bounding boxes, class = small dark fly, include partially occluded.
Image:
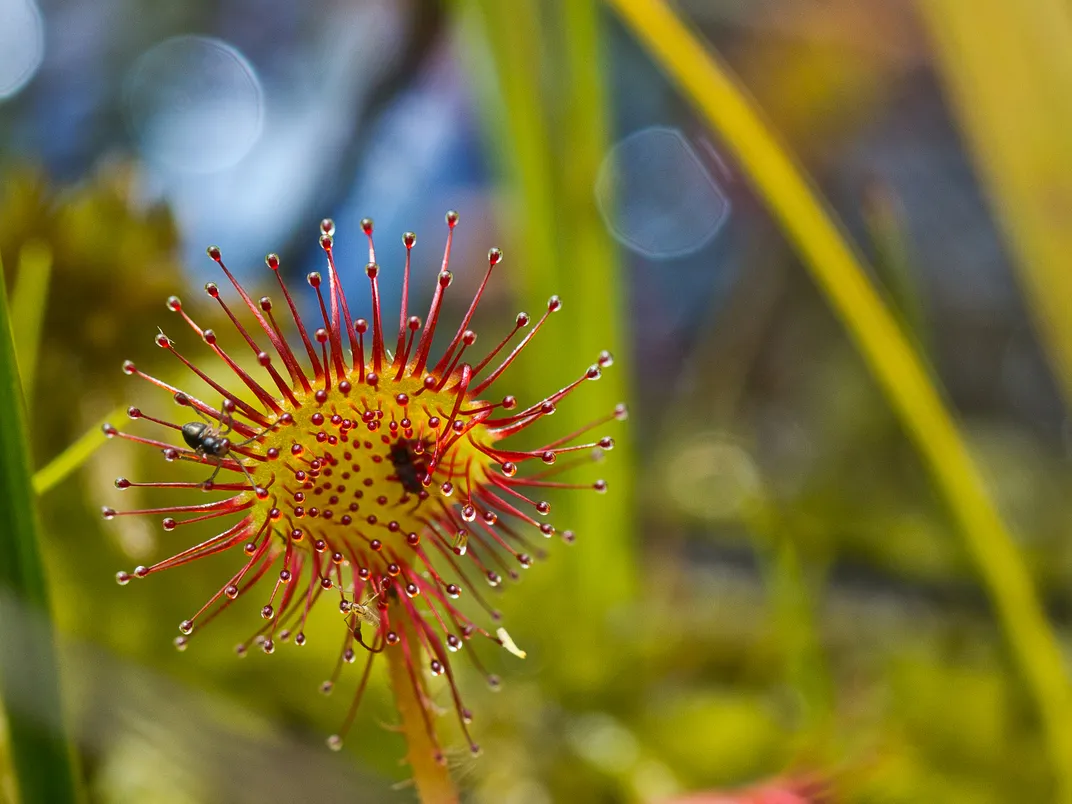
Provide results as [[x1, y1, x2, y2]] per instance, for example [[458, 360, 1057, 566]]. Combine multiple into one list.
[[389, 439, 429, 494]]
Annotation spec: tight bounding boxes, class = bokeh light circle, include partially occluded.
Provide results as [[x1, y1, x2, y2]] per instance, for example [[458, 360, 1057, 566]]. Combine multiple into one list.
[[0, 0, 45, 101], [595, 126, 730, 259], [666, 433, 760, 521], [124, 36, 264, 173]]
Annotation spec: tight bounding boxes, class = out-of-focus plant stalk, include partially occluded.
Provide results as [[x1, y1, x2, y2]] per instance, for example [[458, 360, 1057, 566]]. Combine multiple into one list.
[[554, 0, 637, 625], [461, 0, 636, 664], [0, 255, 83, 803], [918, 0, 1072, 411], [605, 0, 1072, 798], [33, 410, 113, 495], [385, 610, 458, 804], [10, 240, 53, 404], [33, 367, 193, 495], [862, 184, 929, 358], [747, 500, 835, 740]]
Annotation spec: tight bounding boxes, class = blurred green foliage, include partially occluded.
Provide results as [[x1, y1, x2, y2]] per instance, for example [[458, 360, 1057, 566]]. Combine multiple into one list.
[[0, 163, 183, 463]]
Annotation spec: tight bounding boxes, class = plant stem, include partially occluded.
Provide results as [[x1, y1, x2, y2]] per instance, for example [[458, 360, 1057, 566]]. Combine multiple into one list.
[[554, 0, 637, 618], [747, 501, 835, 741], [385, 610, 458, 804], [460, 0, 636, 680], [0, 254, 83, 802], [33, 367, 192, 496], [605, 0, 1072, 798], [33, 409, 113, 495]]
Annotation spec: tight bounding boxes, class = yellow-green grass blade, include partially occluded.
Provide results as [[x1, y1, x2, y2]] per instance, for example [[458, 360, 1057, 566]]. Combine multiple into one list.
[[459, 0, 636, 671], [862, 184, 930, 358], [33, 366, 198, 496], [554, 0, 637, 614], [9, 240, 53, 404], [33, 407, 116, 496]]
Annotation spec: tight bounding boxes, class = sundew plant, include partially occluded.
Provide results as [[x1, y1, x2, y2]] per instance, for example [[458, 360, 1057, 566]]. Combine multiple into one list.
[[101, 214, 622, 800]]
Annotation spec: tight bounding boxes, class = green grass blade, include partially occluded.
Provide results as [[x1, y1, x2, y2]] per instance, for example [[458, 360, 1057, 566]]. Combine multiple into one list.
[[605, 0, 1072, 797], [0, 254, 83, 802], [555, 0, 637, 612], [33, 363, 194, 496], [458, 0, 636, 671], [862, 185, 930, 357], [33, 363, 197, 496], [746, 500, 834, 741], [32, 409, 114, 496], [9, 240, 53, 404]]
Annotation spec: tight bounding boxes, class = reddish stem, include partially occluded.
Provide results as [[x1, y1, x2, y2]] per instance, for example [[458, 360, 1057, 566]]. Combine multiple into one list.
[[385, 603, 458, 804]]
